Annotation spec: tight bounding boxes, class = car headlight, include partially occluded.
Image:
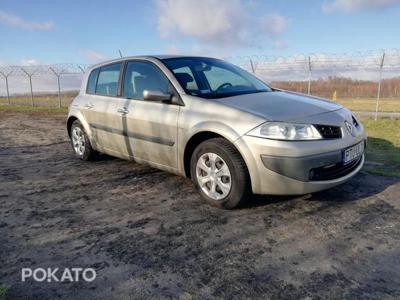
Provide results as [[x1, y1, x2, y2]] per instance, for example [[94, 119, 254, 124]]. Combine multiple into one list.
[[247, 122, 322, 141]]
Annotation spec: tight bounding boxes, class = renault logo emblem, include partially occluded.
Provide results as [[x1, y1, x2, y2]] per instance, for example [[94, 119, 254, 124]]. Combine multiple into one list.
[[345, 120, 353, 135]]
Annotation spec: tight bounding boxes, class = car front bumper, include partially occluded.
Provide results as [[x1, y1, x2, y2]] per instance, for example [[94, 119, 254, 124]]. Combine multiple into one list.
[[234, 129, 367, 195]]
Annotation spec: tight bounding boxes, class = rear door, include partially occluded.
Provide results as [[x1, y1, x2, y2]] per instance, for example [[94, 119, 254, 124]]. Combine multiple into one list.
[[82, 62, 130, 156], [119, 60, 180, 168]]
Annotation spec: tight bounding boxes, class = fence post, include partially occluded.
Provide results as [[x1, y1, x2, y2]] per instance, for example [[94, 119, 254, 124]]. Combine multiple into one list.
[[374, 52, 385, 121], [307, 56, 312, 95], [49, 67, 62, 108], [21, 68, 35, 107], [0, 70, 12, 105], [250, 59, 256, 74]]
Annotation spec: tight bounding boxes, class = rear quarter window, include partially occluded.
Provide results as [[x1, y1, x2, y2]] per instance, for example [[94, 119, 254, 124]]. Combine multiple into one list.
[[96, 63, 122, 97], [86, 68, 99, 94]]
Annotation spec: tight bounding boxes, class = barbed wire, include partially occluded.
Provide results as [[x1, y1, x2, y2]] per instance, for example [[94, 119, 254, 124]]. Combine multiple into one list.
[[227, 49, 400, 72], [0, 49, 399, 78], [0, 63, 91, 77], [0, 49, 400, 115]]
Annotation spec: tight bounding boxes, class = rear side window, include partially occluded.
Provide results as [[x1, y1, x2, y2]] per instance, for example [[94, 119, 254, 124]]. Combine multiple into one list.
[[86, 68, 99, 94], [95, 63, 122, 97]]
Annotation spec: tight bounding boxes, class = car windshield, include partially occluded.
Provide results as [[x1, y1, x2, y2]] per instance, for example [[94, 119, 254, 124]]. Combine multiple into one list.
[[162, 57, 271, 99]]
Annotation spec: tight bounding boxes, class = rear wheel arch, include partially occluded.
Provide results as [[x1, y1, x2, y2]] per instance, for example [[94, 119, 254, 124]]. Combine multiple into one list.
[[67, 115, 92, 139], [69, 119, 98, 161], [67, 116, 78, 137]]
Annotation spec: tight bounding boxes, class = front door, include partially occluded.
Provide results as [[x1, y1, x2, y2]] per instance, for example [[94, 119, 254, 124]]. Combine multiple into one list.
[[119, 61, 180, 169]]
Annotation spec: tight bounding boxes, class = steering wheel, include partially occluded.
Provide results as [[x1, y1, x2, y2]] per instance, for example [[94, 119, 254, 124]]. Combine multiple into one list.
[[216, 82, 232, 92]]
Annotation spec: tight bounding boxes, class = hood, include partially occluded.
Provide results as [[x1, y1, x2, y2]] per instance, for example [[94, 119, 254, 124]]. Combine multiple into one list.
[[214, 91, 342, 122]]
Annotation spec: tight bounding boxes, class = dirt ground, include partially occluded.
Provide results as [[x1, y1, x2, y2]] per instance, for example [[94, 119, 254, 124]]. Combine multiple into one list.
[[1, 111, 400, 300]]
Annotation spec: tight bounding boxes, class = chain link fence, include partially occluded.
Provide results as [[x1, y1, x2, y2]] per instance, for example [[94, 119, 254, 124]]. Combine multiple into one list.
[[0, 63, 89, 108], [229, 49, 400, 118], [1, 49, 400, 118]]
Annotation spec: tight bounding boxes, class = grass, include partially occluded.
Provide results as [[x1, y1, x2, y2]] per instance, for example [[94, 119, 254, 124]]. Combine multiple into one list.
[[336, 98, 400, 113], [362, 117, 400, 177], [0, 104, 67, 113], [0, 94, 76, 108], [0, 103, 398, 177], [1, 95, 400, 112], [0, 284, 8, 300]]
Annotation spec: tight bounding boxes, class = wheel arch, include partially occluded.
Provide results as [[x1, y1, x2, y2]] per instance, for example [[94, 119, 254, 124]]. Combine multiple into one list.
[[183, 131, 223, 178], [66, 113, 92, 140], [67, 116, 78, 137], [183, 130, 250, 185]]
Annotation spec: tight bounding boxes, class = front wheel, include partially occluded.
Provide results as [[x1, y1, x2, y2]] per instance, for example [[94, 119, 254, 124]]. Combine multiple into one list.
[[70, 120, 98, 161], [190, 138, 251, 209]]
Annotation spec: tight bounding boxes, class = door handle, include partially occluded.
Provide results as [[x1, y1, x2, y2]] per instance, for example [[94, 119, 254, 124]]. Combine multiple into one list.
[[84, 103, 94, 109], [117, 107, 129, 114]]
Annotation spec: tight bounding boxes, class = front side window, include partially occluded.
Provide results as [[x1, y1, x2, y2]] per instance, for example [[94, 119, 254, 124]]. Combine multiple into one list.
[[162, 57, 271, 99], [123, 61, 169, 100], [86, 68, 99, 94], [95, 63, 122, 97]]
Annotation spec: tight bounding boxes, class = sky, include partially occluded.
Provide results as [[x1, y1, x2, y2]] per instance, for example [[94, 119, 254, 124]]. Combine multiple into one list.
[[0, 0, 400, 65]]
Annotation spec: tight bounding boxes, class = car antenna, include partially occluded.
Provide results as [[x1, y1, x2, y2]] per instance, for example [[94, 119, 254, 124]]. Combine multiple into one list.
[[118, 49, 123, 58]]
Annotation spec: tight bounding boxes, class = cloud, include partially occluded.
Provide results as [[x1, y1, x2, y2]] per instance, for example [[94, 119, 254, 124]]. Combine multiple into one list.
[[154, 0, 288, 49], [20, 58, 40, 66], [164, 44, 181, 54], [272, 40, 287, 50], [322, 0, 400, 12], [81, 50, 110, 63], [0, 10, 53, 30]]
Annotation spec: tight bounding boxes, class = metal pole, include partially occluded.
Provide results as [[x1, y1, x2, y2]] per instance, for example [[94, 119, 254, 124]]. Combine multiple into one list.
[[22, 68, 34, 106], [5, 76, 10, 104], [29, 75, 34, 106], [50, 67, 62, 108], [0, 71, 11, 105], [250, 59, 255, 74], [307, 56, 312, 95], [374, 52, 385, 121], [57, 75, 61, 108]]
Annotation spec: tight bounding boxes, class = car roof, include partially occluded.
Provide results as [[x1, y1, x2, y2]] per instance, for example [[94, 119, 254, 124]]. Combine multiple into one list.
[[88, 55, 217, 69]]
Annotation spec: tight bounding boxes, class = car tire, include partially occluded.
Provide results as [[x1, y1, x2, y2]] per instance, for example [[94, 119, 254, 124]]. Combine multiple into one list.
[[190, 138, 251, 209], [70, 120, 98, 161]]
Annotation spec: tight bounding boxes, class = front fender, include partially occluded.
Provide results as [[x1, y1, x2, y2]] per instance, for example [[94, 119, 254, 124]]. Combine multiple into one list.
[[188, 121, 242, 144], [178, 121, 254, 178]]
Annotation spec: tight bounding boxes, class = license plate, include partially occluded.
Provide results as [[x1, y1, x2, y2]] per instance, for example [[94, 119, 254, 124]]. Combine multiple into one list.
[[343, 141, 364, 164]]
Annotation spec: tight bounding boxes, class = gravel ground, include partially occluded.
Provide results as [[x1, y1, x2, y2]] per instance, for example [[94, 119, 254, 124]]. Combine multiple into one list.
[[0, 111, 399, 300]]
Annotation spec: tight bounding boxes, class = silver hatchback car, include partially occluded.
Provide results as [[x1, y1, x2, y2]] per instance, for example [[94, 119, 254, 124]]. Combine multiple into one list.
[[67, 56, 366, 208]]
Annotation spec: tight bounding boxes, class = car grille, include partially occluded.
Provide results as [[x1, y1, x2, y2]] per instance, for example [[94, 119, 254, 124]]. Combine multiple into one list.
[[314, 125, 342, 139], [309, 156, 362, 181]]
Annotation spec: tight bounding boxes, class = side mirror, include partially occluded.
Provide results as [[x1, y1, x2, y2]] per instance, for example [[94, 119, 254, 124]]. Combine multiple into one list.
[[143, 90, 172, 102]]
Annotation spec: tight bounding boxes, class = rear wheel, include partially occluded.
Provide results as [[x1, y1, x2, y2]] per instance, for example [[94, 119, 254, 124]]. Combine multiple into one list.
[[190, 138, 251, 209], [70, 120, 98, 161]]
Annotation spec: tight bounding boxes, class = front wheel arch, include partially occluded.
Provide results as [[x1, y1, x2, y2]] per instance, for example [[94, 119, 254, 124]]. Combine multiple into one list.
[[183, 132, 252, 190], [190, 137, 252, 209], [184, 131, 228, 178]]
